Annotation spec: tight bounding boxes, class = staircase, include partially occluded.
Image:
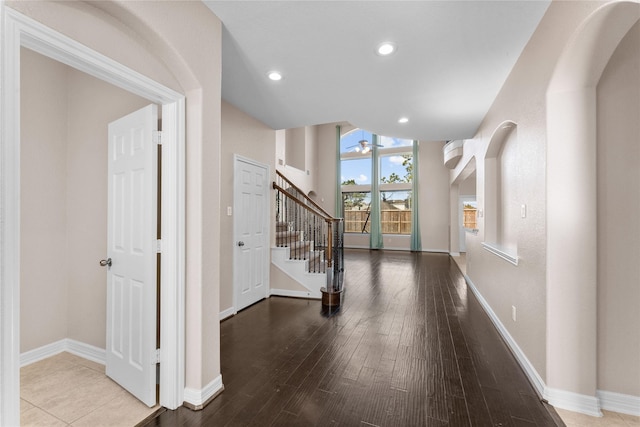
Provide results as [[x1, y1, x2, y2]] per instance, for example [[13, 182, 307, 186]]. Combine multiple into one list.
[[275, 222, 325, 271], [272, 171, 344, 300]]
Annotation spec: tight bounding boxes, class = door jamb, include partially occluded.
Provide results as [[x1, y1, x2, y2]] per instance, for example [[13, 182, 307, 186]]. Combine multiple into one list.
[[0, 8, 186, 424]]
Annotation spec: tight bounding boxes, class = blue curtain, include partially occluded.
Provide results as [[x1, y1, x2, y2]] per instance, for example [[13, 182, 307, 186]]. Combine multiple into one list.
[[369, 134, 384, 249], [410, 140, 422, 252], [335, 125, 343, 218]]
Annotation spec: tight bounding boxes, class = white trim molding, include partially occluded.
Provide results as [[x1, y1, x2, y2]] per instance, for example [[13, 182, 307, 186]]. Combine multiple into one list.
[[597, 390, 640, 417], [21, 339, 106, 368], [465, 276, 546, 396], [270, 248, 323, 299], [481, 242, 519, 266], [219, 307, 236, 321], [20, 341, 68, 367], [465, 274, 605, 417], [66, 339, 106, 366], [545, 387, 602, 417], [184, 375, 224, 411], [270, 288, 320, 299], [0, 5, 23, 426]]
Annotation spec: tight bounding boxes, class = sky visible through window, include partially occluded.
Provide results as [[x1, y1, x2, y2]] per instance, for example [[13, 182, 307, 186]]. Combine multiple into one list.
[[340, 130, 413, 185]]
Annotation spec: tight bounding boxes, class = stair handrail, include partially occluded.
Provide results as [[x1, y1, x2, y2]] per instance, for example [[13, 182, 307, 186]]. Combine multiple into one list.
[[272, 183, 333, 221], [273, 172, 344, 298], [273, 181, 336, 269], [275, 170, 334, 219]]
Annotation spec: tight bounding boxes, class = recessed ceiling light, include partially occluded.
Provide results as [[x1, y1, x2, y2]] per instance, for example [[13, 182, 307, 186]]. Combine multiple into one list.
[[268, 71, 283, 81], [398, 117, 409, 124], [376, 42, 396, 56]]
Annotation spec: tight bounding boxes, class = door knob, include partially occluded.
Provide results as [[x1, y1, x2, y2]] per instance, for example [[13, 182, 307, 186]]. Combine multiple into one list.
[[99, 258, 112, 267], [237, 241, 245, 247]]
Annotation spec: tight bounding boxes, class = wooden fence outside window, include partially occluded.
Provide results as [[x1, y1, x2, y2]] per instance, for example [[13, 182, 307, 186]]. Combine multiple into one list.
[[463, 208, 477, 229], [344, 209, 411, 234]]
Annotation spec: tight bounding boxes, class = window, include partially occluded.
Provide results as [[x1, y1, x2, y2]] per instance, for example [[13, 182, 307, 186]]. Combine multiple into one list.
[[380, 190, 412, 234], [342, 191, 371, 233], [463, 200, 478, 230], [341, 129, 414, 235]]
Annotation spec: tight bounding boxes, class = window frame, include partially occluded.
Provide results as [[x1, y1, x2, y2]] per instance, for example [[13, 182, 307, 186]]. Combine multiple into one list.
[[340, 130, 415, 235]]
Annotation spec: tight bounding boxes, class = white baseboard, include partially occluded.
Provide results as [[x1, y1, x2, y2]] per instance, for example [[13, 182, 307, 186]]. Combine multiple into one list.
[[465, 276, 547, 397], [65, 339, 106, 365], [271, 248, 324, 298], [422, 248, 449, 253], [21, 340, 67, 367], [21, 339, 105, 367], [546, 387, 602, 417], [597, 390, 640, 416], [184, 375, 224, 410], [219, 307, 236, 321], [270, 288, 321, 299], [465, 275, 605, 417]]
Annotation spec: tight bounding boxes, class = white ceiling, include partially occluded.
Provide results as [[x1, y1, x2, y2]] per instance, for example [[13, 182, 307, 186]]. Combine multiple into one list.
[[203, 1, 550, 141]]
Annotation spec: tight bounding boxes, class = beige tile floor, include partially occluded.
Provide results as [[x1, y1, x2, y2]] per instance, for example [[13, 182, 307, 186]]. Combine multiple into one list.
[[557, 408, 640, 427], [21, 352, 160, 427]]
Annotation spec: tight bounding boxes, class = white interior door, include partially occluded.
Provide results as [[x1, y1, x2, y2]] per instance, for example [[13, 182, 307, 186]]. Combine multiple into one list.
[[233, 157, 269, 311], [105, 104, 158, 407]]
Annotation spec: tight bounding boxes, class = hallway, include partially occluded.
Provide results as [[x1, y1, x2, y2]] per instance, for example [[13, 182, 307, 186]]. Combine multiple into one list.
[[146, 249, 563, 426]]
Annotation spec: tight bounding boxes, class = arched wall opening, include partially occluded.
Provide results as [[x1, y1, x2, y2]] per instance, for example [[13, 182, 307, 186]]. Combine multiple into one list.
[[546, 0, 640, 415], [595, 19, 640, 401], [450, 156, 477, 256], [483, 121, 518, 264]]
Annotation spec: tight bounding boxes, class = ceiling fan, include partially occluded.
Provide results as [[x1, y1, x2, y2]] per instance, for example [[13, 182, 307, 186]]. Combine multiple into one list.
[[347, 139, 383, 154]]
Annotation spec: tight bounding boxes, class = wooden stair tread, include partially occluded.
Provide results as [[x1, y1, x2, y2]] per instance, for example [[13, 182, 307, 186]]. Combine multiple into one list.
[[288, 241, 310, 250]]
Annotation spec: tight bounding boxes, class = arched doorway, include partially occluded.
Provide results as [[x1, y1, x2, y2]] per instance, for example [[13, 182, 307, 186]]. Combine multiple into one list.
[[546, 0, 640, 415]]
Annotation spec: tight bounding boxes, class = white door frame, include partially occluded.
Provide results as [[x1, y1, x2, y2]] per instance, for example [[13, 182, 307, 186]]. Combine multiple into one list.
[[232, 155, 271, 313], [0, 8, 186, 425]]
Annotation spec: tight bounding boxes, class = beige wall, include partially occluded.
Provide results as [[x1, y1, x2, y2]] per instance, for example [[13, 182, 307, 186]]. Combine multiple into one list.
[[315, 122, 351, 217], [452, 0, 603, 384], [10, 0, 223, 392], [285, 127, 305, 171], [418, 141, 451, 252], [65, 65, 150, 348], [459, 174, 476, 197], [276, 125, 319, 196], [20, 49, 69, 352], [596, 20, 640, 396], [20, 48, 151, 352], [453, 0, 640, 402], [220, 101, 277, 312]]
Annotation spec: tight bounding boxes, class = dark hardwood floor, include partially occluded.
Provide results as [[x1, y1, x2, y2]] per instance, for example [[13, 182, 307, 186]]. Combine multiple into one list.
[[144, 249, 563, 426]]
